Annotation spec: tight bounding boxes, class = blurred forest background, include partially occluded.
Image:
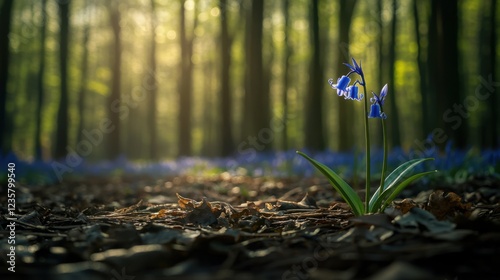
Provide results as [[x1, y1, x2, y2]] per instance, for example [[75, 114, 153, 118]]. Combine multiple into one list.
[[0, 0, 498, 162]]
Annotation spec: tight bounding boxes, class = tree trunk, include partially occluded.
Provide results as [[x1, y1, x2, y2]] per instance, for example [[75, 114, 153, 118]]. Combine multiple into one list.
[[177, 0, 197, 156], [34, 0, 47, 160], [336, 0, 357, 151], [255, 0, 270, 149], [54, 0, 71, 159], [431, 0, 464, 149], [0, 0, 13, 155], [387, 0, 401, 147], [242, 0, 270, 150], [148, 0, 158, 160], [282, 0, 291, 151], [412, 0, 430, 139], [479, 0, 498, 148], [427, 0, 438, 137], [202, 61, 215, 156], [219, 0, 234, 156], [242, 1, 253, 142], [76, 11, 90, 149], [305, 0, 326, 151], [107, 1, 122, 159]]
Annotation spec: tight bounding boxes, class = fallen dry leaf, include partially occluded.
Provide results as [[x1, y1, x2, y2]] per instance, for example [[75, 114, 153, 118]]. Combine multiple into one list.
[[393, 198, 417, 214], [425, 190, 472, 220]]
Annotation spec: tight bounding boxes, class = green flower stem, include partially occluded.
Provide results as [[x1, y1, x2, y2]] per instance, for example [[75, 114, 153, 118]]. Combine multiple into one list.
[[379, 118, 387, 206], [361, 77, 370, 212], [302, 58, 436, 216]]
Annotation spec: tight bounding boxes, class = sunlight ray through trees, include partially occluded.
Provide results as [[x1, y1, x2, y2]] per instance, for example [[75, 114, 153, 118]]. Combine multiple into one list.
[[1, 0, 498, 161]]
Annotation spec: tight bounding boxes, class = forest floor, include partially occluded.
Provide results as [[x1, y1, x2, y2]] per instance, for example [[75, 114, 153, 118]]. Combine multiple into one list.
[[1, 174, 500, 280]]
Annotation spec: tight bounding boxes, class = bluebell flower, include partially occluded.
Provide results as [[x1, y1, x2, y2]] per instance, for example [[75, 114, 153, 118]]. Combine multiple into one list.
[[344, 58, 364, 79], [369, 84, 388, 119], [379, 84, 388, 103], [368, 103, 386, 119], [346, 86, 363, 101], [370, 84, 388, 106], [328, 75, 350, 97]]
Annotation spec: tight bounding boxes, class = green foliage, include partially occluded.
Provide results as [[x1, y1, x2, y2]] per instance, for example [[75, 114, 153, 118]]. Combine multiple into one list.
[[297, 151, 364, 215], [368, 158, 436, 212], [298, 151, 436, 215]]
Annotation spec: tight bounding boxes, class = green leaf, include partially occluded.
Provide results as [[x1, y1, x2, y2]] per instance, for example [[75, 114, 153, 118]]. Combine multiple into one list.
[[297, 151, 364, 216], [369, 158, 434, 212], [380, 170, 437, 211]]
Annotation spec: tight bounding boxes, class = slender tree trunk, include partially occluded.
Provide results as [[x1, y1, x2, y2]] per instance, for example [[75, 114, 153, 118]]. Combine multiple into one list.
[[387, 0, 401, 147], [412, 0, 430, 138], [77, 13, 90, 147], [107, 2, 122, 159], [242, 0, 269, 149], [0, 0, 13, 155], [202, 61, 215, 156], [54, 0, 71, 159], [480, 0, 498, 148], [445, 0, 464, 148], [336, 0, 357, 151], [219, 0, 234, 156], [282, 0, 291, 151], [489, 0, 498, 147], [431, 0, 464, 149], [263, 3, 275, 147], [148, 0, 158, 160], [427, 0, 438, 134], [126, 77, 141, 159], [242, 1, 253, 141], [254, 0, 270, 149], [178, 0, 197, 156], [34, 0, 47, 160], [305, 0, 325, 151]]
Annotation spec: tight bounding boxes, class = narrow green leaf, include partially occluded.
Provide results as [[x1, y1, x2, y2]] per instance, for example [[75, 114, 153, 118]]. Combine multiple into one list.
[[380, 170, 437, 211], [297, 151, 364, 215], [369, 158, 434, 212]]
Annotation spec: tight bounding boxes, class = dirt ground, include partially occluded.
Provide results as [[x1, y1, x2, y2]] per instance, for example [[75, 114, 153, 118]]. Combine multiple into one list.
[[1, 174, 500, 279]]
